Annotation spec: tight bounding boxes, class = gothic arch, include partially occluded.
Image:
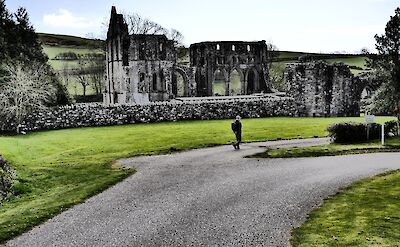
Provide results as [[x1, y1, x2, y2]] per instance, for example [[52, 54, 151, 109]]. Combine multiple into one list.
[[245, 67, 259, 94], [229, 67, 244, 95], [172, 67, 190, 97], [212, 68, 229, 96]]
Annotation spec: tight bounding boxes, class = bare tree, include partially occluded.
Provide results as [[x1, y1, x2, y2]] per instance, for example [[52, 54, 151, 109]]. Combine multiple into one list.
[[0, 62, 55, 129], [60, 61, 71, 88], [123, 12, 167, 35], [168, 28, 184, 47], [76, 73, 90, 97], [87, 59, 105, 95], [76, 53, 105, 97], [109, 11, 185, 46]]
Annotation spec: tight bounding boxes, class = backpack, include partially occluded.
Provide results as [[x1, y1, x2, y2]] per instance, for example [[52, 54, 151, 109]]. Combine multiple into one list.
[[231, 122, 237, 132]]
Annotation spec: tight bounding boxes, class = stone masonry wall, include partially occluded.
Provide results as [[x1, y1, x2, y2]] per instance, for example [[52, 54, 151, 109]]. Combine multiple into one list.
[[285, 61, 361, 117], [1, 97, 296, 133]]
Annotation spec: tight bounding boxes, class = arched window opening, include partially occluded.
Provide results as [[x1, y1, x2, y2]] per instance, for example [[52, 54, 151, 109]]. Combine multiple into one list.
[[213, 69, 226, 96], [175, 72, 185, 97], [152, 73, 157, 91], [247, 70, 256, 94], [230, 69, 241, 96], [361, 87, 372, 99], [139, 73, 146, 93]]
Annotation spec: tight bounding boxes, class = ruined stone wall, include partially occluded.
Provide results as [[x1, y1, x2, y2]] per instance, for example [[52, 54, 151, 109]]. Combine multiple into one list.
[[285, 61, 362, 117], [1, 97, 296, 133], [104, 7, 179, 105], [190, 41, 272, 96]]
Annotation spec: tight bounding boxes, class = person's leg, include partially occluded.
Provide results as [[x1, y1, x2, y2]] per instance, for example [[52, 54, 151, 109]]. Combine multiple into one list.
[[236, 133, 241, 149]]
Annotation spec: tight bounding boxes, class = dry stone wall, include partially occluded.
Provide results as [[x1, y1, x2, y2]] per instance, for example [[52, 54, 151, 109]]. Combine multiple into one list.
[[1, 97, 296, 133]]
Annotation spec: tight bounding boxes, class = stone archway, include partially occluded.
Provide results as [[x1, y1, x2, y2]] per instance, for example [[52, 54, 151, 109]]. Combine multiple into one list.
[[229, 68, 244, 95], [212, 68, 228, 96], [172, 67, 190, 97], [246, 68, 259, 94], [361, 85, 374, 99]]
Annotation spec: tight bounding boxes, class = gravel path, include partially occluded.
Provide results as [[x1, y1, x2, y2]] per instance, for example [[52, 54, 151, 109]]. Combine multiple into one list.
[[5, 138, 400, 247]]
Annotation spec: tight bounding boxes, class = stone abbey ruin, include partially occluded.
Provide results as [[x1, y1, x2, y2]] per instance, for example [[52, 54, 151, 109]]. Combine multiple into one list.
[[104, 7, 273, 105], [0, 7, 380, 133], [103, 7, 377, 118]]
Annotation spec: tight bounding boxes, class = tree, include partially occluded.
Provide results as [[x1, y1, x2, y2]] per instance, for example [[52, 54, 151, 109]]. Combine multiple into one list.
[[368, 7, 400, 119], [168, 29, 184, 47], [76, 53, 105, 97], [0, 1, 69, 106], [0, 62, 56, 130], [269, 62, 286, 92], [124, 12, 167, 35], [120, 11, 184, 47]]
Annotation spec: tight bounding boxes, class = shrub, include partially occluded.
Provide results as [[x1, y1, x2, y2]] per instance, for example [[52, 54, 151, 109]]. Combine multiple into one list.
[[54, 52, 78, 60], [384, 120, 400, 136], [328, 122, 381, 143]]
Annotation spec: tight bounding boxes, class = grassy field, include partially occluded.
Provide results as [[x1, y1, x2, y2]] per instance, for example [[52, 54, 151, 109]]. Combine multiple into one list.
[[0, 116, 388, 243], [42, 45, 103, 70], [291, 170, 400, 246]]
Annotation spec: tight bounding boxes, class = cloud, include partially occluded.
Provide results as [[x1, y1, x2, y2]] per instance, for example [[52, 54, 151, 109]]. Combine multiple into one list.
[[43, 9, 101, 29]]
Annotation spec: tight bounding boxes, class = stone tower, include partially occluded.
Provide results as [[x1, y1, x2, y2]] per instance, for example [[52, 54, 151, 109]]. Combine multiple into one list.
[[104, 6, 129, 105]]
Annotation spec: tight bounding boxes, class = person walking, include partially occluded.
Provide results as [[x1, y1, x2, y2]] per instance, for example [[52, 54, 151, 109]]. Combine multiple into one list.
[[231, 115, 242, 149]]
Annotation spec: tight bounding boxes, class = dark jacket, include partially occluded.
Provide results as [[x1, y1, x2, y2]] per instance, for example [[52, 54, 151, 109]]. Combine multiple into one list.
[[231, 120, 242, 133]]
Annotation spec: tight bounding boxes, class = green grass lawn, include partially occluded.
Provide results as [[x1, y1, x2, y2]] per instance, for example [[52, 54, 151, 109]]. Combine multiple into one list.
[[1, 117, 391, 242], [291, 170, 400, 246]]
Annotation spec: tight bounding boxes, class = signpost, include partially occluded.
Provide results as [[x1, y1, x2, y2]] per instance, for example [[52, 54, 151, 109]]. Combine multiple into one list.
[[365, 115, 375, 140]]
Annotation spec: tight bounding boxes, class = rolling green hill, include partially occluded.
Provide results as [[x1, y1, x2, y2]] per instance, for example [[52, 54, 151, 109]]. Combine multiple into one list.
[[38, 33, 104, 48]]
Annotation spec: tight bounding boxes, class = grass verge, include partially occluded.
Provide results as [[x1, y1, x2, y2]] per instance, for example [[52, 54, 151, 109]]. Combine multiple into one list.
[[250, 137, 400, 159], [291, 170, 400, 246], [0, 116, 394, 242]]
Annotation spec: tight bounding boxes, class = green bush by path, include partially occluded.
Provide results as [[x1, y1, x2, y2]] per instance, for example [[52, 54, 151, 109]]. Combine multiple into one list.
[[0, 116, 393, 243], [291, 170, 400, 246]]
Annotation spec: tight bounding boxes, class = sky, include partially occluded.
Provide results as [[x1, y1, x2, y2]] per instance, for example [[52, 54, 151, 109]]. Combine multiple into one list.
[[5, 0, 400, 53]]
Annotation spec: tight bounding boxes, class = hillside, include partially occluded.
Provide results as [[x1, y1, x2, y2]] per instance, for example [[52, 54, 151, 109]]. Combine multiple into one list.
[[38, 33, 104, 48]]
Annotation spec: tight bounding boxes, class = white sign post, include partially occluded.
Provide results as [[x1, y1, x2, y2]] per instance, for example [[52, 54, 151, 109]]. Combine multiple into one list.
[[382, 123, 385, 146], [365, 115, 375, 141]]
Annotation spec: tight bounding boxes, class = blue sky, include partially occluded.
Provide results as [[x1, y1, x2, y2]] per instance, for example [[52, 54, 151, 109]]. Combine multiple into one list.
[[5, 0, 400, 53]]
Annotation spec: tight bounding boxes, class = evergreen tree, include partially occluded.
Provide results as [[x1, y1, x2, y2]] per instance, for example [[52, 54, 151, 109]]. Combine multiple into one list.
[[0, 0, 12, 63], [368, 7, 400, 118], [0, 0, 70, 109], [14, 7, 47, 63]]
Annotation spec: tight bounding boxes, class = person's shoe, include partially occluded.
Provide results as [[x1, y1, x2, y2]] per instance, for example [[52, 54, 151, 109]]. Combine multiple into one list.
[[232, 142, 237, 149]]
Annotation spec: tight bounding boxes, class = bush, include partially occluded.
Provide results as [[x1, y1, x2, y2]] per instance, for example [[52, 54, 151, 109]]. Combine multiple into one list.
[[384, 120, 400, 136], [54, 52, 78, 60], [328, 122, 381, 143]]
